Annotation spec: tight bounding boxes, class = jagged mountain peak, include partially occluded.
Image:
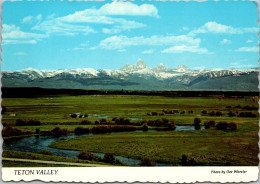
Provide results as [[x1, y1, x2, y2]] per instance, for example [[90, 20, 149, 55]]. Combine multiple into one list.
[[135, 59, 148, 68], [175, 65, 190, 72], [153, 63, 169, 72]]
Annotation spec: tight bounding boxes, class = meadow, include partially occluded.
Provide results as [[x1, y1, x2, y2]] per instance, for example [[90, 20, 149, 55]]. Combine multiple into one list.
[[2, 93, 259, 166]]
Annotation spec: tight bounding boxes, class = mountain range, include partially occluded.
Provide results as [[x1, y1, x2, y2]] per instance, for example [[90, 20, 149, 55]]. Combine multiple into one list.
[[2, 59, 259, 91]]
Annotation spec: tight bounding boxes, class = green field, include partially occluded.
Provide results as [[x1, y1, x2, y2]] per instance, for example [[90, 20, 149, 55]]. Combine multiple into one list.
[[2, 94, 259, 166]]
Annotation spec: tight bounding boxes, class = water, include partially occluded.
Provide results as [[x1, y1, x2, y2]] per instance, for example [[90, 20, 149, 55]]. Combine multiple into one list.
[[3, 126, 203, 166], [3, 131, 169, 166]]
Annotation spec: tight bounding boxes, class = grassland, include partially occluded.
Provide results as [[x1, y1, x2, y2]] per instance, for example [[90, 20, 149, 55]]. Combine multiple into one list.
[[2, 94, 259, 166]]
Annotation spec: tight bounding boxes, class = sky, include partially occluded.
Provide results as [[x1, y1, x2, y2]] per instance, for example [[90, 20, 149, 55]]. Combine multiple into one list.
[[1, 0, 259, 71]]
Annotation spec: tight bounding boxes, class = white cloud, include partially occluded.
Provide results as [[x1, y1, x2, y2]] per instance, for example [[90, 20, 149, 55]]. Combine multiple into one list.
[[220, 39, 232, 45], [22, 16, 33, 24], [189, 21, 258, 36], [32, 20, 95, 36], [13, 52, 27, 55], [98, 1, 159, 17], [34, 1, 154, 36], [161, 45, 212, 54], [99, 35, 200, 50], [246, 40, 253, 43], [2, 24, 47, 45], [142, 49, 154, 54], [22, 14, 42, 24], [193, 66, 206, 70], [234, 46, 259, 52], [61, 1, 158, 21]]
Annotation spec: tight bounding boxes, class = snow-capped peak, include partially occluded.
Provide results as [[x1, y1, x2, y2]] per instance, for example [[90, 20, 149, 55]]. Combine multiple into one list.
[[135, 59, 148, 69], [153, 63, 169, 72], [175, 65, 190, 72]]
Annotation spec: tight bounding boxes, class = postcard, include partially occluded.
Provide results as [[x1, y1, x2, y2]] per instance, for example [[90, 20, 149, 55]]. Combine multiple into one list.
[[1, 0, 259, 183]]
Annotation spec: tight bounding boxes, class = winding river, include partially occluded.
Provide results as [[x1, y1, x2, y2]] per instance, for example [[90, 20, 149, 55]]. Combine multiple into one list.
[[3, 125, 204, 166]]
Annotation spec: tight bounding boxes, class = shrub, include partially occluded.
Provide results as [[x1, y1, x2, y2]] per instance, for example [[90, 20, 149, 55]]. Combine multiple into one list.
[[146, 112, 151, 116], [35, 128, 40, 134], [228, 122, 238, 130], [151, 112, 158, 116], [78, 151, 95, 161], [103, 153, 115, 163], [2, 124, 28, 137], [226, 106, 232, 109], [51, 127, 69, 137], [95, 121, 99, 125], [142, 123, 148, 131], [238, 112, 257, 118], [39, 150, 53, 156], [216, 122, 228, 130], [228, 111, 236, 117], [180, 111, 185, 114], [80, 120, 91, 125], [188, 110, 193, 114], [204, 120, 215, 129], [99, 118, 107, 124], [15, 119, 40, 126], [216, 111, 223, 117], [159, 112, 165, 116], [167, 122, 176, 130], [181, 154, 197, 166], [71, 114, 78, 118], [209, 111, 216, 116], [243, 105, 258, 110], [139, 157, 156, 166], [201, 110, 207, 115], [234, 105, 242, 108], [1, 106, 6, 114], [194, 118, 201, 130], [74, 127, 90, 135]]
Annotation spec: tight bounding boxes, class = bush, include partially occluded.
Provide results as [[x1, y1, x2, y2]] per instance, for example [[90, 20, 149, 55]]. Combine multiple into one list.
[[146, 112, 151, 116], [95, 121, 99, 125], [78, 151, 96, 160], [103, 153, 115, 163], [234, 105, 242, 108], [180, 111, 185, 114], [1, 106, 6, 114], [209, 111, 216, 116], [71, 114, 78, 118], [238, 112, 257, 118], [51, 127, 69, 137], [80, 120, 91, 125], [99, 118, 107, 124], [228, 122, 238, 130], [228, 111, 236, 117], [2, 124, 29, 137], [167, 122, 176, 130], [216, 122, 228, 130], [151, 112, 158, 116], [204, 120, 215, 129], [39, 150, 53, 156], [188, 110, 193, 114], [181, 154, 197, 166], [74, 127, 90, 135], [142, 123, 148, 131], [194, 118, 201, 130], [243, 105, 258, 110], [139, 157, 156, 166], [226, 106, 232, 108], [201, 110, 207, 115], [216, 111, 223, 116], [15, 119, 40, 126]]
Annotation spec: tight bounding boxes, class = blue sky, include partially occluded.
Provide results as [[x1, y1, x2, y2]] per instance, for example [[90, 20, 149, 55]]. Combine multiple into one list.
[[1, 0, 259, 71]]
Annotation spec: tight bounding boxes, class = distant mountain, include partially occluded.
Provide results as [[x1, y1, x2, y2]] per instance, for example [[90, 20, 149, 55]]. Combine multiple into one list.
[[2, 59, 259, 91]]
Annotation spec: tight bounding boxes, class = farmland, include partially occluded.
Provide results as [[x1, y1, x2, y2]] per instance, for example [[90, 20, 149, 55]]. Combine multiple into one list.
[[2, 91, 259, 166]]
